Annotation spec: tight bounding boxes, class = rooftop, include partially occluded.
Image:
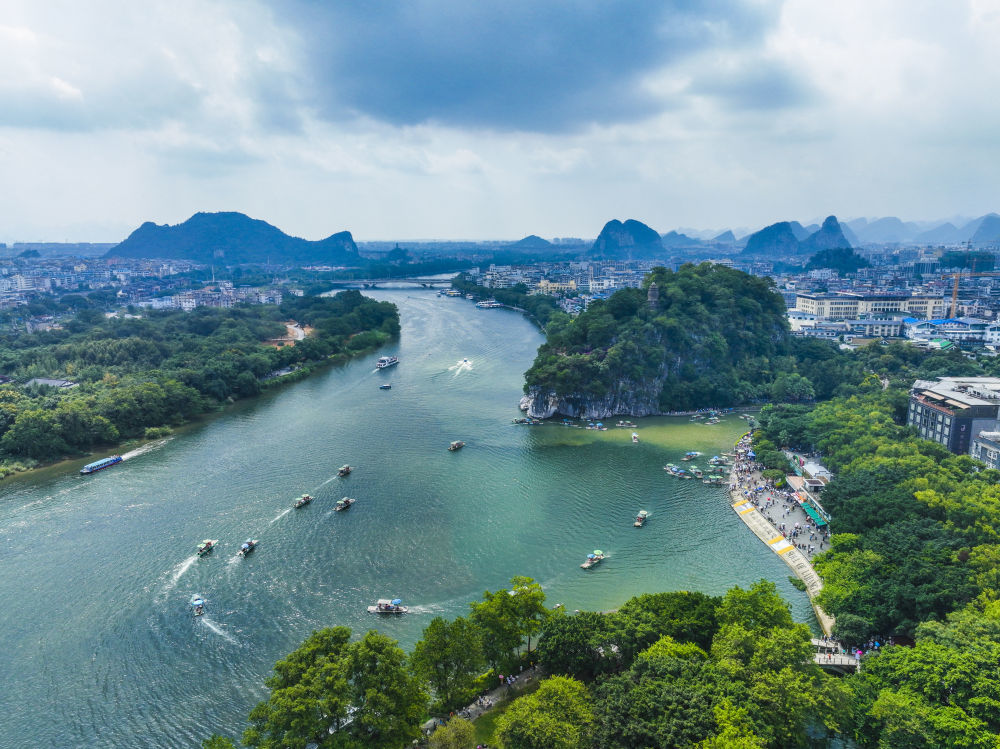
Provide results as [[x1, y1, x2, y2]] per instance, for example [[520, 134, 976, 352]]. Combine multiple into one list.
[[912, 377, 1000, 407]]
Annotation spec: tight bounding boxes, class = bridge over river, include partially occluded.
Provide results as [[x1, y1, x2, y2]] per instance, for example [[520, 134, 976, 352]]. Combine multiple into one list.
[[326, 275, 457, 288]]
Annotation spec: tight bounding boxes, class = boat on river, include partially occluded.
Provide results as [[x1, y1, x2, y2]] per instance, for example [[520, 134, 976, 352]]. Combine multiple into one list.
[[338, 465, 352, 477], [616, 420, 637, 428], [294, 494, 313, 508], [191, 595, 205, 616], [376, 356, 398, 369], [448, 441, 465, 451], [581, 550, 606, 569], [238, 539, 258, 557], [634, 510, 648, 528], [196, 539, 218, 556], [379, 384, 392, 390], [80, 455, 123, 475], [334, 497, 355, 512], [681, 451, 701, 461], [632, 432, 640, 443], [368, 598, 408, 614]]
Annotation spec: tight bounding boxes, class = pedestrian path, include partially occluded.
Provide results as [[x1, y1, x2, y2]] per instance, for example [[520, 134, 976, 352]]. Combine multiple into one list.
[[728, 436, 835, 635]]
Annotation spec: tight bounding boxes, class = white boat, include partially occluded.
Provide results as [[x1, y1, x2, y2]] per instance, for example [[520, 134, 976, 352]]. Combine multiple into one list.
[[448, 441, 465, 451], [238, 539, 258, 557], [368, 598, 408, 614], [632, 432, 639, 443], [376, 356, 398, 369], [334, 497, 355, 512], [191, 595, 205, 616], [581, 549, 606, 569], [196, 539, 218, 556], [634, 510, 648, 528]]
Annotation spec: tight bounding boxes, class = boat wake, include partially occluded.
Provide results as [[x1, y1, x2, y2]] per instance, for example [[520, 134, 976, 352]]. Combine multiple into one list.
[[448, 358, 473, 377], [269, 507, 292, 524], [160, 555, 198, 597], [121, 439, 171, 461], [200, 618, 239, 645]]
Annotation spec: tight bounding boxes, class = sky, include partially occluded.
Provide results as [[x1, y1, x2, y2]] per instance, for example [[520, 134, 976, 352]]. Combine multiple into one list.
[[1, 0, 999, 243]]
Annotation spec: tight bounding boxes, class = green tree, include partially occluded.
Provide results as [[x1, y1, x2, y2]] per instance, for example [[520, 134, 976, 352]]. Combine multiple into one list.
[[347, 630, 427, 748], [428, 716, 475, 749], [201, 736, 238, 749], [410, 616, 485, 712], [243, 627, 353, 749], [495, 676, 593, 749]]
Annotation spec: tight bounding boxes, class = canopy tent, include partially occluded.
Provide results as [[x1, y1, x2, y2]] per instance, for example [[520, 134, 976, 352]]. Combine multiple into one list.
[[802, 502, 828, 528]]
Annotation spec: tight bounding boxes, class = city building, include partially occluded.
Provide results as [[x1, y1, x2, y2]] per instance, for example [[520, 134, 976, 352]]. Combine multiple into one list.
[[907, 377, 1000, 455], [971, 431, 1000, 470], [794, 292, 946, 320]]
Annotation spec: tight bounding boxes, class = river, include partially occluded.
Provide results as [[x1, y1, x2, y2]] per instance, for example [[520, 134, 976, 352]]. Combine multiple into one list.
[[0, 288, 812, 748]]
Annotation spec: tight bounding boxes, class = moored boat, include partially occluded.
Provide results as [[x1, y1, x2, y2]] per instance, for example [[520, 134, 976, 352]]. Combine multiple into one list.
[[616, 420, 637, 428], [581, 549, 606, 569], [294, 494, 313, 508], [80, 455, 123, 475], [448, 440, 465, 451], [633, 510, 648, 528], [376, 355, 399, 369], [334, 497, 355, 512], [238, 539, 258, 557], [196, 539, 218, 556], [338, 465, 352, 477], [191, 595, 205, 616], [368, 598, 408, 614]]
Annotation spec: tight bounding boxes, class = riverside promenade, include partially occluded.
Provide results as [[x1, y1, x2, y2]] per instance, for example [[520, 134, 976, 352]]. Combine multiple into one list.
[[728, 436, 835, 635]]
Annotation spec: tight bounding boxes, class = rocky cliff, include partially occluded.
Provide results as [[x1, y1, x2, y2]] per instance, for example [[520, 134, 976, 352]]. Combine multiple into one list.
[[522, 263, 789, 418]]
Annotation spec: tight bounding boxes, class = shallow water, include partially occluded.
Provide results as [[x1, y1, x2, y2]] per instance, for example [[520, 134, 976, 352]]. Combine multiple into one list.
[[0, 288, 811, 747]]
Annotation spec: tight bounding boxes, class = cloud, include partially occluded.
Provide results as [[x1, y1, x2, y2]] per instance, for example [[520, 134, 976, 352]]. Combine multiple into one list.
[[687, 57, 814, 110], [278, 0, 784, 132]]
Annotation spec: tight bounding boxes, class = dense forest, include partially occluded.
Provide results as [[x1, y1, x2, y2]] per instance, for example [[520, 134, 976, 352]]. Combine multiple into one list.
[[205, 579, 846, 749], [522, 263, 866, 413], [0, 290, 398, 469]]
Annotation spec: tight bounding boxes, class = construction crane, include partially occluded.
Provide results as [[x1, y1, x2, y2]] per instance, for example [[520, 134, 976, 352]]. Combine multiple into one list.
[[942, 271, 1000, 318]]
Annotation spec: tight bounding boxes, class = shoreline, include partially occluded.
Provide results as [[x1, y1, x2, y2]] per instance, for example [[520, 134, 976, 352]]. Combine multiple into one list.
[[726, 435, 835, 635], [0, 341, 390, 483]]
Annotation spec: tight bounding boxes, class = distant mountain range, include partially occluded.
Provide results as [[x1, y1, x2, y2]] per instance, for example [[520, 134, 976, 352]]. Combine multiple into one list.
[[107, 212, 360, 265], [590, 219, 663, 259], [843, 213, 1000, 245], [740, 216, 852, 257]]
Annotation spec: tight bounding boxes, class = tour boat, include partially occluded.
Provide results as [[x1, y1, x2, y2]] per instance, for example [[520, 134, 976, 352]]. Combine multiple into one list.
[[634, 510, 648, 528], [581, 550, 606, 569], [196, 539, 218, 556], [80, 455, 123, 475], [294, 494, 313, 508], [379, 384, 392, 390], [632, 432, 640, 443], [681, 451, 701, 461], [338, 465, 352, 477], [368, 598, 408, 614], [448, 441, 465, 451], [616, 420, 637, 428], [238, 539, 258, 557], [334, 497, 355, 512], [191, 595, 205, 616], [376, 356, 398, 369]]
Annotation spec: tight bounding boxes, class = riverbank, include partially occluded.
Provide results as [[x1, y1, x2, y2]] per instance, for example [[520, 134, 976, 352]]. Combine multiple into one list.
[[726, 434, 835, 635], [0, 339, 392, 482]]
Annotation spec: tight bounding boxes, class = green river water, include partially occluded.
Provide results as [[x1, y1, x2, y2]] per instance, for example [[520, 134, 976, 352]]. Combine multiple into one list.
[[0, 288, 812, 748]]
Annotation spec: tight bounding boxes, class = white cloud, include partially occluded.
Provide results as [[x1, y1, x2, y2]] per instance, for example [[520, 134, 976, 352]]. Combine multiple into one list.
[[0, 0, 998, 242]]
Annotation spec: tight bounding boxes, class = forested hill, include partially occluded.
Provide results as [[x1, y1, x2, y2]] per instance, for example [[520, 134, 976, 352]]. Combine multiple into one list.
[[522, 264, 798, 418], [108, 212, 360, 265]]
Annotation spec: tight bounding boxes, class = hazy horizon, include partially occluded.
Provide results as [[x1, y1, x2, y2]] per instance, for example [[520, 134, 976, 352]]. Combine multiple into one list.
[[2, 1, 999, 243]]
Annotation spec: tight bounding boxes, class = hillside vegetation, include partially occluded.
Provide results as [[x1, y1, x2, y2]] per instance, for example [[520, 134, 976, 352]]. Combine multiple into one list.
[[0, 291, 398, 467], [523, 263, 863, 415]]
